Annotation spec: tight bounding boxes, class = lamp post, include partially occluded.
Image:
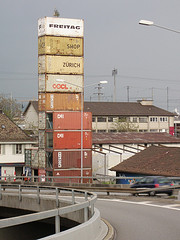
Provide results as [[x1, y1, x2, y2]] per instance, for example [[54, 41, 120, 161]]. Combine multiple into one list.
[[139, 19, 180, 111], [56, 79, 107, 183], [139, 20, 180, 34]]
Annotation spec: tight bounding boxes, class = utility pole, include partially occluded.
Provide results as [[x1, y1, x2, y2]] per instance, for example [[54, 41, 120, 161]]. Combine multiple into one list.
[[94, 83, 103, 101], [151, 87, 154, 100], [167, 87, 169, 111], [112, 68, 117, 102], [127, 86, 130, 102]]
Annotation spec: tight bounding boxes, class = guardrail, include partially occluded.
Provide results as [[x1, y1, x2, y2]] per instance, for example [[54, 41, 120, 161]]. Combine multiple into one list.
[[0, 184, 97, 235]]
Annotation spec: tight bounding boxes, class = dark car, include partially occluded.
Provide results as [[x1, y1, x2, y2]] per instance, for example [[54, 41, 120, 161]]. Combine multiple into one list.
[[130, 176, 174, 196]]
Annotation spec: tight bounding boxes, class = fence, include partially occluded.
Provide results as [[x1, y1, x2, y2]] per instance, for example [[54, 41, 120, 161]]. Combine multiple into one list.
[[0, 184, 97, 235]]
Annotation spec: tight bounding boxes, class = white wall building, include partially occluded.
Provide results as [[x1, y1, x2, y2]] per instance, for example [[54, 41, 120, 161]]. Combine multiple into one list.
[[0, 110, 37, 179]]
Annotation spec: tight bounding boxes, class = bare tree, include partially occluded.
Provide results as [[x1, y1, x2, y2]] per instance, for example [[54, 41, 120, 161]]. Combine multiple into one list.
[[0, 95, 22, 119], [113, 117, 138, 132]]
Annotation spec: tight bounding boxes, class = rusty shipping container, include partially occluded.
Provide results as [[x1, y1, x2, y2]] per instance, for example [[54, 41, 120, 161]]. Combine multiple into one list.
[[53, 168, 92, 183], [53, 112, 92, 130], [38, 74, 83, 93], [53, 131, 92, 149], [38, 55, 83, 75], [38, 17, 84, 38], [53, 150, 92, 169], [38, 36, 83, 56], [38, 93, 82, 111]]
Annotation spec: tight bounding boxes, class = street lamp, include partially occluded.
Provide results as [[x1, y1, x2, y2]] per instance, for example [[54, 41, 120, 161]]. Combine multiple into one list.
[[139, 20, 180, 34], [56, 79, 107, 183]]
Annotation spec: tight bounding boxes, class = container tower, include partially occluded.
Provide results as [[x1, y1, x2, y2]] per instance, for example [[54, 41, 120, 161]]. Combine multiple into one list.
[[37, 17, 92, 183]]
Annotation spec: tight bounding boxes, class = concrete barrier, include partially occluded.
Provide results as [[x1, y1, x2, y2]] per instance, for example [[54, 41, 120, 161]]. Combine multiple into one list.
[[40, 208, 108, 240]]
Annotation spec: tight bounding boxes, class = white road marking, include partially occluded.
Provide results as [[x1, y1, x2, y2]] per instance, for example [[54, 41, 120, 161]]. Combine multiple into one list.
[[97, 198, 180, 211]]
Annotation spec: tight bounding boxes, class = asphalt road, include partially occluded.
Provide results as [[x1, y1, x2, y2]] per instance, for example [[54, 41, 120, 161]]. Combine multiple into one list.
[[95, 197, 180, 240]]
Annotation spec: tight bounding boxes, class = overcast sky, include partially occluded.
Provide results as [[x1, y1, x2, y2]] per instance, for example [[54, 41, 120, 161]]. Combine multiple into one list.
[[1, 0, 180, 112]]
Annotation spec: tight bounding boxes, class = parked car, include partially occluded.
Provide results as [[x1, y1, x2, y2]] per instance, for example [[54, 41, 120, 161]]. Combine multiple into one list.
[[130, 176, 174, 196]]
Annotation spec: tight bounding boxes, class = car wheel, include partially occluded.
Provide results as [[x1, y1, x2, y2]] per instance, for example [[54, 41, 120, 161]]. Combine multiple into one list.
[[149, 191, 156, 196]]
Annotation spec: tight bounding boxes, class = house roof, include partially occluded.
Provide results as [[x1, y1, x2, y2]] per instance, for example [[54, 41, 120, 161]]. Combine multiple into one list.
[[24, 100, 175, 117], [84, 101, 175, 116], [110, 145, 180, 177], [92, 132, 180, 145], [23, 101, 38, 115], [0, 111, 35, 142]]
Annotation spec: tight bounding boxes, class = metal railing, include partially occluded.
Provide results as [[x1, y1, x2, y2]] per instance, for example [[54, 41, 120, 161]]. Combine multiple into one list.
[[0, 184, 97, 235]]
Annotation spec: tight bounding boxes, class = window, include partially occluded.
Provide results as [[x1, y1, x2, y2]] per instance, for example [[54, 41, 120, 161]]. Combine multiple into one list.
[[46, 151, 53, 168], [16, 144, 22, 154], [46, 132, 53, 148], [160, 117, 168, 122], [132, 117, 138, 123], [108, 117, 114, 122], [118, 117, 126, 122], [150, 117, 158, 122], [159, 129, 168, 133], [92, 117, 96, 122], [97, 117, 106, 122], [139, 129, 148, 132], [139, 117, 147, 123], [97, 129, 106, 132], [46, 113, 53, 129], [109, 129, 117, 132], [150, 129, 158, 132]]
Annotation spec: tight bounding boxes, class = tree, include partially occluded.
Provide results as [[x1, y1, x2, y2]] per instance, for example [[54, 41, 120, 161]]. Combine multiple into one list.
[[0, 95, 22, 120], [113, 117, 138, 132]]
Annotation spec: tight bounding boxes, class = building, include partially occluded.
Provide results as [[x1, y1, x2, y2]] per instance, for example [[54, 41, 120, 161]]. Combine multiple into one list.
[[110, 145, 180, 183], [23, 100, 175, 135], [84, 100, 175, 134], [0, 110, 37, 179], [92, 132, 180, 177], [23, 100, 38, 135]]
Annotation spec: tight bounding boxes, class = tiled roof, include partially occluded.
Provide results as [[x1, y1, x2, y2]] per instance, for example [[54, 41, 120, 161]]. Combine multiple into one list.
[[24, 100, 175, 117], [110, 145, 180, 177], [84, 102, 174, 116], [0, 112, 35, 142], [93, 132, 180, 144]]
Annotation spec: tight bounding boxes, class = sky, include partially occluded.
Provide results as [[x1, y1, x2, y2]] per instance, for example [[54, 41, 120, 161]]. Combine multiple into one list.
[[1, 0, 180, 112]]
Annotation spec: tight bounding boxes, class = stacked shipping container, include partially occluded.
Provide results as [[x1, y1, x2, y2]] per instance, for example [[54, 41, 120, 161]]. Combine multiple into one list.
[[37, 17, 92, 183]]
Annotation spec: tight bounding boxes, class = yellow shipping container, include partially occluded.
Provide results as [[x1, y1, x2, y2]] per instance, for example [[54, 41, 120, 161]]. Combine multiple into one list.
[[38, 36, 83, 56], [38, 55, 83, 75]]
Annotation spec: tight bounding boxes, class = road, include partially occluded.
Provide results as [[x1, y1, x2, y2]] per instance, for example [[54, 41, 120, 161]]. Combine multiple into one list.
[[95, 197, 180, 240]]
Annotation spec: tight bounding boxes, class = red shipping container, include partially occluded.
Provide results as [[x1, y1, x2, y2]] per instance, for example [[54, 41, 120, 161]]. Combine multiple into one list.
[[53, 150, 92, 169], [53, 131, 92, 149], [53, 168, 92, 183], [53, 112, 92, 130]]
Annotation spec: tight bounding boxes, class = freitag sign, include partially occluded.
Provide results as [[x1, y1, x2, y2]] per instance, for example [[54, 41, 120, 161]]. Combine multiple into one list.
[[38, 17, 84, 37]]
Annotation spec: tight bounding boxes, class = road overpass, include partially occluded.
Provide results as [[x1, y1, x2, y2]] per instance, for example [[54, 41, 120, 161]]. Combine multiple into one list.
[[0, 184, 115, 240]]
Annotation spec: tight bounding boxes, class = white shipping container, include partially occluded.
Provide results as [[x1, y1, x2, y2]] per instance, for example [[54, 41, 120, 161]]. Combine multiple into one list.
[[38, 55, 83, 75], [38, 17, 84, 37], [39, 74, 83, 93]]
